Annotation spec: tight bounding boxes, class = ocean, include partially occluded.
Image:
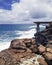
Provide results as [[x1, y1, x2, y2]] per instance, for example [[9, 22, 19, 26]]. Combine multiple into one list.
[[0, 24, 46, 51]]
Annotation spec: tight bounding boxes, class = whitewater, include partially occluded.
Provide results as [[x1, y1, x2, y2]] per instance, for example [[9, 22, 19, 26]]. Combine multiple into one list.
[[0, 24, 45, 51]]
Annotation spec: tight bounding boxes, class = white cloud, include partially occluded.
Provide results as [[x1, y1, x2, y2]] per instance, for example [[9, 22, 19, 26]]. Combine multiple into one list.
[[0, 0, 52, 24]]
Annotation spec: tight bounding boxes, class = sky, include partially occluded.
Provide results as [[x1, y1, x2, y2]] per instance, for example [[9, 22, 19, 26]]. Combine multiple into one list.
[[0, 0, 52, 24]]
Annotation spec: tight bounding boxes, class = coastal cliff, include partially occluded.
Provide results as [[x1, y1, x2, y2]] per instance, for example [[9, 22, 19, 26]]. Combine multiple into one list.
[[0, 38, 52, 65]]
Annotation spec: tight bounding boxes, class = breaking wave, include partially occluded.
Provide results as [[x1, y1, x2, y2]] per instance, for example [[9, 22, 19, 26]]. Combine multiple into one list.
[[0, 24, 45, 51]]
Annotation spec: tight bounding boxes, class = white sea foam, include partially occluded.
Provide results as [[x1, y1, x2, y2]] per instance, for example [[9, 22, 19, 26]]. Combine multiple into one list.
[[16, 28, 36, 39], [29, 26, 36, 28], [0, 42, 10, 51], [13, 25, 36, 39], [0, 25, 45, 51], [0, 28, 36, 51]]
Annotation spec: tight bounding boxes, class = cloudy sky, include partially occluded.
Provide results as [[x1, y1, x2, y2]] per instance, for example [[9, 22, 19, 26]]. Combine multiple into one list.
[[0, 0, 52, 24]]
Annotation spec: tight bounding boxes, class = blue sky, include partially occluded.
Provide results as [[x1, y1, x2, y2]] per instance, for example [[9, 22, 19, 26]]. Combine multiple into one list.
[[0, 0, 52, 24], [0, 0, 20, 10]]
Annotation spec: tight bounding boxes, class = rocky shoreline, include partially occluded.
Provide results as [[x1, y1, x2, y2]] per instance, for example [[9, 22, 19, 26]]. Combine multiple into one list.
[[0, 38, 52, 65]]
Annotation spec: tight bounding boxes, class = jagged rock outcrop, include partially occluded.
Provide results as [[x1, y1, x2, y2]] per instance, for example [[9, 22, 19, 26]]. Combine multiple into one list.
[[0, 38, 52, 65]]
